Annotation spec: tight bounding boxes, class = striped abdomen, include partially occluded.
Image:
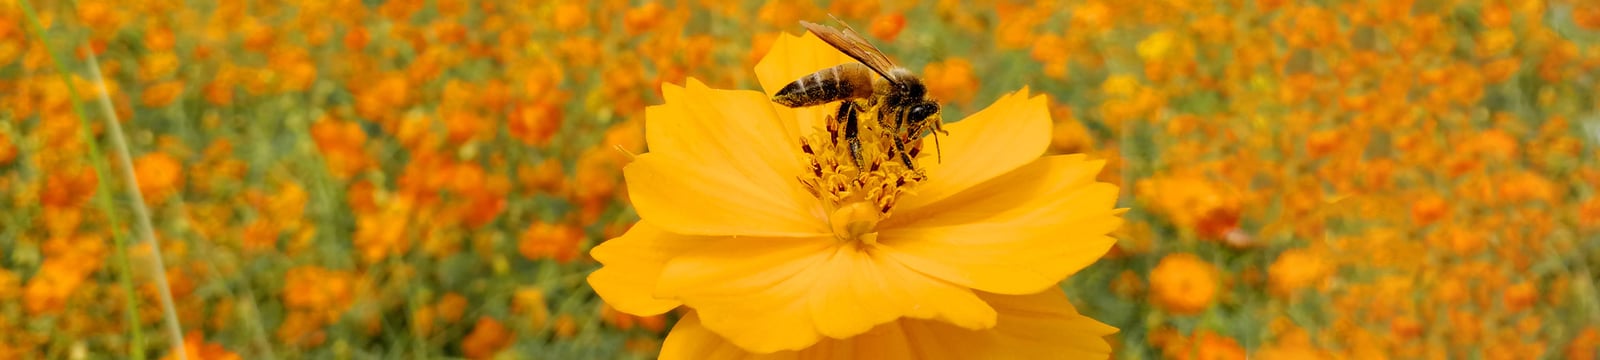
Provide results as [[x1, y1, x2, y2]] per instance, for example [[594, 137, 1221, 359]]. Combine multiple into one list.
[[772, 62, 877, 108]]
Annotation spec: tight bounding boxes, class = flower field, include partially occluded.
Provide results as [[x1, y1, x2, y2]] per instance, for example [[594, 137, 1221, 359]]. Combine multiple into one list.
[[3, 0, 1600, 358]]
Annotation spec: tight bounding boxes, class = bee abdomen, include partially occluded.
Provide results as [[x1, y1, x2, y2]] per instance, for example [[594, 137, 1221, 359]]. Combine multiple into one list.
[[773, 62, 876, 108]]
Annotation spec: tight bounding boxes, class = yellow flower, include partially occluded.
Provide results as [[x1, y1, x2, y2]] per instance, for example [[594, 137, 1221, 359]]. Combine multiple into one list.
[[588, 31, 1122, 356]]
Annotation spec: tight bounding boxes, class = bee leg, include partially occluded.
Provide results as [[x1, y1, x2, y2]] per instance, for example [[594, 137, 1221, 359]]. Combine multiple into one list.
[[895, 136, 915, 169], [890, 107, 917, 170], [838, 101, 865, 169]]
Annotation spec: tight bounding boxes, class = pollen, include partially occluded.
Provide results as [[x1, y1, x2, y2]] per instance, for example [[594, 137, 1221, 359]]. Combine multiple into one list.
[[797, 102, 925, 242]]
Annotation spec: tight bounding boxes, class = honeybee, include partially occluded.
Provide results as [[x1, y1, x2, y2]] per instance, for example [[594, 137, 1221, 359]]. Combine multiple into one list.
[[772, 18, 945, 170]]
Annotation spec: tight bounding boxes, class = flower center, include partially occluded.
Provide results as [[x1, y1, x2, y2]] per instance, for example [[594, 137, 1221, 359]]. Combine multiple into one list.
[[797, 102, 925, 242]]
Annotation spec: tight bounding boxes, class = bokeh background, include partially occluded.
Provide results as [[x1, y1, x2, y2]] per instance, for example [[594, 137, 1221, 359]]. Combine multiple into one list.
[[3, 0, 1600, 358]]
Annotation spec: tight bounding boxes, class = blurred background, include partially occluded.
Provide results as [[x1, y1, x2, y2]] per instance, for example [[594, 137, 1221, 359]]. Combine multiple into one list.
[[3, 0, 1600, 358]]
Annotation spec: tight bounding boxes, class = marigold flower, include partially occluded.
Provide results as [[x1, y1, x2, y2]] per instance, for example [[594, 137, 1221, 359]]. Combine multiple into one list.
[[282, 266, 359, 324], [161, 332, 241, 360], [1411, 193, 1448, 225], [1504, 281, 1538, 313], [518, 220, 582, 263], [141, 80, 186, 108], [1569, 327, 1600, 360], [869, 12, 906, 42], [461, 317, 511, 359], [134, 152, 184, 205], [0, 131, 16, 166], [1149, 252, 1217, 315], [922, 58, 978, 105], [588, 32, 1121, 356], [552, 3, 588, 32], [1160, 330, 1245, 360], [508, 101, 563, 146], [1268, 248, 1330, 297]]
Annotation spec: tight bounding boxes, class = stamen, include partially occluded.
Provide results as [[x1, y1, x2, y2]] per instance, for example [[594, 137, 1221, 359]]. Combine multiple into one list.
[[797, 103, 927, 243]]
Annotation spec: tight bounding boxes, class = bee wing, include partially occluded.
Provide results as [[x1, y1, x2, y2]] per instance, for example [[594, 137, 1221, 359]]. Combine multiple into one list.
[[801, 18, 900, 82]]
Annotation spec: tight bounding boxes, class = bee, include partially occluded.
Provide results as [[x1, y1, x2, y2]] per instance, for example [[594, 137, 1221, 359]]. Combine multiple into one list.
[[772, 18, 946, 170]]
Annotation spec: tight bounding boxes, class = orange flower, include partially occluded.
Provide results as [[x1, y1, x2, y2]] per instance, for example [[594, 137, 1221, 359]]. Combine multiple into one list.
[[141, 80, 186, 108], [1568, 327, 1599, 360], [461, 317, 512, 359], [1149, 253, 1217, 315], [553, 314, 579, 339], [922, 58, 978, 105], [310, 117, 371, 179], [1161, 330, 1245, 360], [435, 292, 469, 323], [869, 12, 906, 42], [589, 32, 1121, 357], [1578, 5, 1600, 30], [0, 131, 17, 166], [133, 152, 184, 205], [39, 166, 98, 209], [624, 1, 669, 36], [1410, 194, 1448, 225], [1136, 174, 1241, 240], [1268, 248, 1330, 297], [281, 266, 359, 324], [552, 3, 588, 32], [518, 158, 566, 194], [1504, 281, 1538, 313], [161, 332, 241, 360], [508, 101, 563, 146], [23, 259, 91, 315], [353, 195, 415, 263], [1581, 197, 1600, 229], [518, 221, 582, 263]]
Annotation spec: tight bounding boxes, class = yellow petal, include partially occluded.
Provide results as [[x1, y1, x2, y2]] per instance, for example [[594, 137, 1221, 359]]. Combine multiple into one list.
[[657, 239, 995, 352], [895, 88, 1053, 212], [753, 31, 858, 141], [631, 79, 826, 237], [661, 290, 1115, 359], [655, 236, 833, 352], [877, 155, 1122, 295], [754, 32, 856, 100], [806, 245, 996, 337], [887, 154, 1117, 228], [586, 222, 689, 316]]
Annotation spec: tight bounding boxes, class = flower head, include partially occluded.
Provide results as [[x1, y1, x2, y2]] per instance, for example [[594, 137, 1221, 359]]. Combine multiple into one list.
[[588, 31, 1123, 357]]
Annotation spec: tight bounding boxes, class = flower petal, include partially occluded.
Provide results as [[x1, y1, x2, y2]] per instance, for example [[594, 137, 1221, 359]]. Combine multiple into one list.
[[630, 79, 826, 237], [586, 222, 690, 316], [661, 290, 1116, 359], [754, 32, 857, 100], [654, 236, 834, 352], [894, 89, 1053, 212], [878, 155, 1122, 295], [753, 31, 859, 141], [887, 154, 1118, 228], [806, 245, 996, 338], [657, 239, 995, 353]]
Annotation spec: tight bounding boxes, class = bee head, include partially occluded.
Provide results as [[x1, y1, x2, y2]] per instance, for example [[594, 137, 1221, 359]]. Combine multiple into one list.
[[907, 102, 940, 124]]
